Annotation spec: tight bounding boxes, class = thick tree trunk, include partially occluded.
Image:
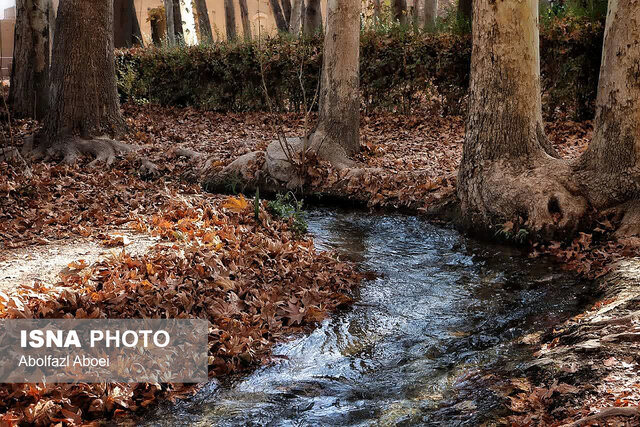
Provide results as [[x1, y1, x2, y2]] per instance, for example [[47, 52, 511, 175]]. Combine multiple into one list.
[[574, 1, 640, 212], [9, 0, 51, 120], [424, 0, 437, 28], [270, 0, 289, 32], [309, 0, 361, 156], [224, 0, 237, 41], [113, 0, 142, 48], [238, 0, 251, 40], [194, 0, 213, 42], [457, 0, 585, 236], [281, 0, 292, 26], [43, 0, 125, 144], [303, 0, 322, 35], [164, 0, 176, 45], [392, 0, 407, 25], [289, 0, 303, 33]]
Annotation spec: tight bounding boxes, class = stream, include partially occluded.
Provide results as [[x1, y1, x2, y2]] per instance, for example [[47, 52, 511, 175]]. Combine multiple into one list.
[[144, 208, 595, 426]]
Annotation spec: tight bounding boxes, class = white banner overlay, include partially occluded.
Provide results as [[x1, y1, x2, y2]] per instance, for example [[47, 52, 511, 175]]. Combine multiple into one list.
[[0, 319, 208, 383]]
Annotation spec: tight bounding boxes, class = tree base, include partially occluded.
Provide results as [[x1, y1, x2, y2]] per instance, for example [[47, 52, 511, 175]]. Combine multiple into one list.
[[202, 134, 361, 196], [458, 157, 589, 239]]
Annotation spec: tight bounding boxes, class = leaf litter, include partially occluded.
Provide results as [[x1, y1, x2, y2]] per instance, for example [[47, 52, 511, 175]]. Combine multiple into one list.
[[1, 105, 636, 426]]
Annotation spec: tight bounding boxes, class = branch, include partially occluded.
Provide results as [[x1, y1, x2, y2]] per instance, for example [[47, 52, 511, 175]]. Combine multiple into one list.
[[562, 407, 639, 427]]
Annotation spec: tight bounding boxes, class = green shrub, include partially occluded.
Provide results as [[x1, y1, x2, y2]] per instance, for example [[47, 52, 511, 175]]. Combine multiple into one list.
[[267, 193, 308, 235], [116, 17, 604, 120]]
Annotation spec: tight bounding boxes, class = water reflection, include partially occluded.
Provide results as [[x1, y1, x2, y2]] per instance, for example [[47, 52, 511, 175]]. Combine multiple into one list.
[[143, 208, 594, 426]]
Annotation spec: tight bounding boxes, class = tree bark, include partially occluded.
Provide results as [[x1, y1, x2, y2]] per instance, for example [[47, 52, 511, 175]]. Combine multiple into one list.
[[392, 0, 407, 25], [309, 0, 361, 156], [281, 0, 292, 25], [9, 0, 51, 120], [164, 0, 176, 45], [270, 0, 289, 32], [424, 0, 437, 29], [289, 0, 303, 33], [372, 0, 381, 24], [457, 0, 586, 236], [43, 0, 125, 144], [194, 0, 213, 42], [238, 0, 251, 41], [172, 0, 184, 40], [113, 0, 142, 48], [574, 1, 640, 211], [224, 0, 237, 41], [303, 0, 322, 36], [411, 0, 421, 27]]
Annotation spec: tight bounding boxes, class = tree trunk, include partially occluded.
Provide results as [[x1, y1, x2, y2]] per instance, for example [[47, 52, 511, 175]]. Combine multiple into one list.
[[178, 0, 198, 45], [574, 0, 640, 212], [172, 0, 184, 40], [289, 0, 303, 33], [43, 0, 125, 144], [281, 0, 292, 25], [424, 0, 437, 29], [303, 0, 322, 36], [392, 0, 407, 25], [203, 0, 362, 193], [113, 0, 142, 48], [238, 0, 251, 40], [270, 0, 289, 32], [310, 0, 361, 156], [457, 0, 586, 236], [164, 0, 176, 45], [372, 0, 381, 24], [9, 0, 51, 120], [194, 0, 213, 42], [224, 0, 237, 41], [411, 0, 421, 27]]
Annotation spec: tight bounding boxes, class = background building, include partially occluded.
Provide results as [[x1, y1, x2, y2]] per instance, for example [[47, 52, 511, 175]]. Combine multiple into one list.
[[0, 6, 15, 78]]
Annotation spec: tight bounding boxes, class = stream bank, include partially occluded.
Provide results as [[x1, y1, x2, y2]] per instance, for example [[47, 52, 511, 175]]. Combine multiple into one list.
[[506, 258, 640, 425]]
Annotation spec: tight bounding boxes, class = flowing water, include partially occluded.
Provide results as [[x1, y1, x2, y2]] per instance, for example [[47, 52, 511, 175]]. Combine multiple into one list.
[[144, 208, 594, 426]]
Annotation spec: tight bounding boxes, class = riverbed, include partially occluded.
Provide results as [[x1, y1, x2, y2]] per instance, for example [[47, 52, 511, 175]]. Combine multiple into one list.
[[143, 208, 595, 426]]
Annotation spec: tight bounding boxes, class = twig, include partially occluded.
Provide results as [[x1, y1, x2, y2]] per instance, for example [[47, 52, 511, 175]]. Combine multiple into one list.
[[257, 43, 295, 164]]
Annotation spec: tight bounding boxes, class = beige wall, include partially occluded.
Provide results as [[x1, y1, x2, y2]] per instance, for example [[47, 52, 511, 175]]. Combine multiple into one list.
[[0, 19, 14, 78], [135, 0, 327, 43]]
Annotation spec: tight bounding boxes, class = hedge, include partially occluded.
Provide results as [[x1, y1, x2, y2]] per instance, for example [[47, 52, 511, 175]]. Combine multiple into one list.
[[116, 17, 604, 120]]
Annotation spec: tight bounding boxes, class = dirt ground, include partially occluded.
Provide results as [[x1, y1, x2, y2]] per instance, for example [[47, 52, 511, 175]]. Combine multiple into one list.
[[0, 230, 158, 292]]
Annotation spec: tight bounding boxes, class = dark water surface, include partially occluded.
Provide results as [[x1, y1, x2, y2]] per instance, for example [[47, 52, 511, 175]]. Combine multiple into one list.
[[143, 208, 594, 426]]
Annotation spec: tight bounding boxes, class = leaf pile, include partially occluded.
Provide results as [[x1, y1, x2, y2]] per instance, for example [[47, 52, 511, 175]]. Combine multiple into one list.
[[0, 196, 361, 425]]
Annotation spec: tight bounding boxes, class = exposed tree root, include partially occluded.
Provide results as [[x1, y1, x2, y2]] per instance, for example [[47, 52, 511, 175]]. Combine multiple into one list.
[[517, 259, 640, 425], [459, 156, 589, 239], [613, 201, 640, 238], [201, 135, 402, 206], [53, 136, 135, 167], [562, 407, 639, 427], [0, 146, 32, 177], [22, 134, 160, 177]]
